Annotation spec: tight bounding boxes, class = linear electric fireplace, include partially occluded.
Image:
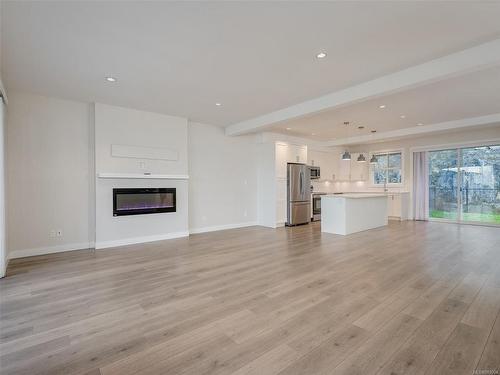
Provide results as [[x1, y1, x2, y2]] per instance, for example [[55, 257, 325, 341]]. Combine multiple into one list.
[[113, 188, 176, 216]]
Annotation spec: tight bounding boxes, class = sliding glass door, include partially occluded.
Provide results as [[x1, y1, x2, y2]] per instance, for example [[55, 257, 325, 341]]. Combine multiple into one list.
[[428, 145, 500, 225], [429, 149, 459, 221], [460, 146, 500, 224]]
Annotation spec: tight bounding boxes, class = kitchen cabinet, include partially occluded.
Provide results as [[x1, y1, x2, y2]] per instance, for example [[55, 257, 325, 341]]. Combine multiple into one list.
[[275, 143, 288, 179], [288, 144, 307, 164], [276, 143, 307, 179], [262, 141, 308, 227], [331, 153, 368, 182], [387, 192, 409, 220], [308, 149, 337, 181], [276, 179, 287, 224], [337, 158, 351, 181], [350, 153, 368, 181]]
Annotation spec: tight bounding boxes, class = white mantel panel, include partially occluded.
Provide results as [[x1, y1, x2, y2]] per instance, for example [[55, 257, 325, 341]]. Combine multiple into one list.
[[95, 103, 188, 175]]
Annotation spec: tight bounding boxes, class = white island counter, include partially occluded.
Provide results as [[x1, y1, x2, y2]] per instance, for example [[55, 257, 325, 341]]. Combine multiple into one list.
[[321, 194, 388, 235]]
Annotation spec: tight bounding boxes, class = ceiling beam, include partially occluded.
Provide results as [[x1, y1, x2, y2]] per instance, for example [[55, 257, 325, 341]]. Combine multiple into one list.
[[225, 38, 500, 136], [323, 113, 500, 146]]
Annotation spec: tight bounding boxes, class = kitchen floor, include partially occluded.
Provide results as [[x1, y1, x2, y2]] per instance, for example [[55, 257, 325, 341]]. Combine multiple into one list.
[[1, 221, 499, 375]]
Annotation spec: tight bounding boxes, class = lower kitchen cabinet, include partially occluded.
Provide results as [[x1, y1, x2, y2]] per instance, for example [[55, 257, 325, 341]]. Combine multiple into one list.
[[387, 192, 409, 220]]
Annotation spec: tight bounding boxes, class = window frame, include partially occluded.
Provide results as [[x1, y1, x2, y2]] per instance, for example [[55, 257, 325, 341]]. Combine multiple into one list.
[[368, 149, 404, 187]]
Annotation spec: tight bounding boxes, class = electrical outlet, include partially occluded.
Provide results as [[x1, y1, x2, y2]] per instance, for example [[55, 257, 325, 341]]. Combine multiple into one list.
[[49, 230, 56, 238], [243, 210, 248, 217], [56, 230, 63, 237], [139, 161, 146, 170]]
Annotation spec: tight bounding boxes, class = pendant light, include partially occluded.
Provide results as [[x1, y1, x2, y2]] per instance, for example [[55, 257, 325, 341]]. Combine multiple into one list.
[[357, 153, 366, 162], [369, 154, 378, 164], [342, 151, 351, 160], [341, 121, 351, 160]]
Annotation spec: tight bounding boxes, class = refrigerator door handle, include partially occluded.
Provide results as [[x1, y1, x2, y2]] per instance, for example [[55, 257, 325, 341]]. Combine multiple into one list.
[[299, 171, 303, 197]]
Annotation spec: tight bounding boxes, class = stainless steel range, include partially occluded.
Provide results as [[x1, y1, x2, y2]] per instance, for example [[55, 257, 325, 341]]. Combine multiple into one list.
[[312, 192, 326, 221]]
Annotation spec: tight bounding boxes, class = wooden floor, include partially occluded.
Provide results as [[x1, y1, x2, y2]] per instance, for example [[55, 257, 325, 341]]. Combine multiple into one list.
[[1, 221, 500, 375]]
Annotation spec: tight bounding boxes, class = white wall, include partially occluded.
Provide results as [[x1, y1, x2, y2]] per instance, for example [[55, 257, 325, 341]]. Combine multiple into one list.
[[0, 0, 6, 276], [6, 92, 92, 258], [4, 93, 264, 260], [188, 122, 258, 232], [94, 103, 189, 248], [0, 99, 6, 276]]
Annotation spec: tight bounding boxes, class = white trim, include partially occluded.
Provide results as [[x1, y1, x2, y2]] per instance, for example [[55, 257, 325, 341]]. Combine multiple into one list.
[[95, 231, 189, 249], [225, 39, 500, 136], [409, 138, 500, 153], [0, 76, 7, 105], [189, 221, 258, 234], [1, 257, 8, 278], [325, 114, 500, 146], [8, 242, 94, 260], [368, 149, 405, 188], [97, 173, 189, 179]]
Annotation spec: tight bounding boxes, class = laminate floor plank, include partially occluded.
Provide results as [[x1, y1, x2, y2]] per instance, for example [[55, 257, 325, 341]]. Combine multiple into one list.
[[0, 221, 498, 375]]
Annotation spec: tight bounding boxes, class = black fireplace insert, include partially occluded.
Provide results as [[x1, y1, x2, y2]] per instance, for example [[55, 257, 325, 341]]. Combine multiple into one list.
[[113, 188, 176, 216]]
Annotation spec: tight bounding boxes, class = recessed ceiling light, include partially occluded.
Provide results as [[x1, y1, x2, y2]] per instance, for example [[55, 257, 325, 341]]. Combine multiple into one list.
[[215, 102, 222, 106], [417, 123, 424, 126], [316, 52, 327, 59], [105, 77, 117, 82], [358, 126, 365, 129], [311, 133, 316, 136], [371, 130, 377, 133], [379, 105, 386, 109], [286, 127, 291, 130], [400, 115, 406, 119]]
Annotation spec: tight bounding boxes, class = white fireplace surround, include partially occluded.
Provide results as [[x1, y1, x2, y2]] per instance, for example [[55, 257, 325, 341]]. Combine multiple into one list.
[[94, 103, 190, 249]]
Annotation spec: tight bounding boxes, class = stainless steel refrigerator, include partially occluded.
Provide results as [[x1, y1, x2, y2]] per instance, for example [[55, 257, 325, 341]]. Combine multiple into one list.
[[286, 163, 311, 226]]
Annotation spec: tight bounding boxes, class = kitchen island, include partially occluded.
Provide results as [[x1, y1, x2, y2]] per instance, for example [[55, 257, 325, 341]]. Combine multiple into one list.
[[321, 194, 388, 235]]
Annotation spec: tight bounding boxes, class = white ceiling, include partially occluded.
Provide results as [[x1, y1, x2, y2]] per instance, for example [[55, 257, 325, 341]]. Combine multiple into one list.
[[269, 65, 500, 140], [3, 0, 500, 136]]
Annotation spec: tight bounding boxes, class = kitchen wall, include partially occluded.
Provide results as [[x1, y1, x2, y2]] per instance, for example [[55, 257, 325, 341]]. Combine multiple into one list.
[[346, 125, 500, 193], [308, 126, 500, 197], [188, 122, 258, 232], [94, 103, 189, 248], [6, 92, 93, 258]]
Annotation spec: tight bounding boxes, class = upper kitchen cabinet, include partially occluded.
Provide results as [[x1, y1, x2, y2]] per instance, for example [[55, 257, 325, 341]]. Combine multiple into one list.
[[350, 153, 368, 181], [276, 143, 307, 179], [289, 144, 307, 164], [275, 143, 289, 179], [337, 157, 351, 181], [308, 149, 338, 181], [333, 152, 368, 181]]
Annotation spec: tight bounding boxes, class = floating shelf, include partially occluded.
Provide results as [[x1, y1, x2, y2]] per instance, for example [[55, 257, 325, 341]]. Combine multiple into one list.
[[97, 173, 189, 180]]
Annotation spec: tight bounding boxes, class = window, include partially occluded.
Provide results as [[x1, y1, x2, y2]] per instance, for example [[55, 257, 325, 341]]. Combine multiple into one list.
[[370, 151, 402, 185]]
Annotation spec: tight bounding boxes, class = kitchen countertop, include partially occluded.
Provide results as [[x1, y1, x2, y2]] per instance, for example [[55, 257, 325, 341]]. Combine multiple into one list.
[[326, 191, 409, 195], [323, 193, 388, 199]]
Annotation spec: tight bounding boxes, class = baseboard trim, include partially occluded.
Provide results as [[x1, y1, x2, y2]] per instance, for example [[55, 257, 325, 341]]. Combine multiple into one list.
[[8, 242, 95, 260], [95, 231, 190, 249], [189, 221, 258, 234], [1, 257, 8, 278], [7, 223, 259, 260]]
